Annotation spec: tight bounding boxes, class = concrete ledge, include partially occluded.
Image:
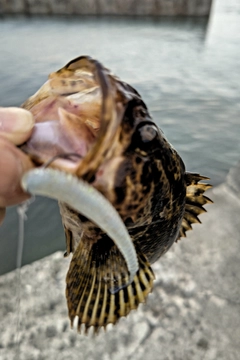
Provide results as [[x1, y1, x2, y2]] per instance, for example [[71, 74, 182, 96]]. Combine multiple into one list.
[[0, 0, 212, 16]]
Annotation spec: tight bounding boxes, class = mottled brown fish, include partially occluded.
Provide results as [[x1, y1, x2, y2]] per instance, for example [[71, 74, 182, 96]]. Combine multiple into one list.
[[20, 56, 212, 333]]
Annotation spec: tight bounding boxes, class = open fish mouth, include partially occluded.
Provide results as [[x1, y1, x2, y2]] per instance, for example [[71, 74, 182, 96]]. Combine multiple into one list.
[[21, 56, 126, 178], [20, 56, 139, 289]]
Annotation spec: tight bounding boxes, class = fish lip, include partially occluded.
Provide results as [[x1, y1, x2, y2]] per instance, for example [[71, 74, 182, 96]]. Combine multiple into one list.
[[74, 59, 122, 181]]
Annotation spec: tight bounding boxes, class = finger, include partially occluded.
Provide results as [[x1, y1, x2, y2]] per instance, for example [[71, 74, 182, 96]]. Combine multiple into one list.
[[0, 208, 6, 226], [0, 137, 34, 208], [0, 107, 34, 145]]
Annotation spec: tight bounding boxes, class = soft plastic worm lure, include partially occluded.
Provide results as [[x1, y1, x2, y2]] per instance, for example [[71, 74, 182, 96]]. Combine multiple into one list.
[[21, 168, 139, 291]]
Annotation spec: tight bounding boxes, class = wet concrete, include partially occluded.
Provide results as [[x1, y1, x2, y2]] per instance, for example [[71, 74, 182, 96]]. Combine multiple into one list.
[[0, 162, 239, 360]]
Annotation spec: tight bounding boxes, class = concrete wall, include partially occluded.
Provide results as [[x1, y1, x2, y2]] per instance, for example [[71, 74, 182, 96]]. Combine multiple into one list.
[[0, 0, 212, 16]]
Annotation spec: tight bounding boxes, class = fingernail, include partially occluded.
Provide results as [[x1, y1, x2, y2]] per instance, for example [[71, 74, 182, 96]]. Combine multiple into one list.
[[0, 107, 34, 133]]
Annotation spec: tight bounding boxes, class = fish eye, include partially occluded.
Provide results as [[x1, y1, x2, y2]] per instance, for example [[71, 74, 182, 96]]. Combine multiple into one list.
[[138, 124, 158, 143], [131, 122, 159, 155]]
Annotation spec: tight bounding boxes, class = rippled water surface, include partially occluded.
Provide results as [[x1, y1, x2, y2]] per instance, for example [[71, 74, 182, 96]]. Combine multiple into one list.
[[0, 0, 240, 272]]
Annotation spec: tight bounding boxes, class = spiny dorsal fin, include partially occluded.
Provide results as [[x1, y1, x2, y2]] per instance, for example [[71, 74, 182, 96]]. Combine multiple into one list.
[[177, 172, 213, 240], [66, 238, 155, 334]]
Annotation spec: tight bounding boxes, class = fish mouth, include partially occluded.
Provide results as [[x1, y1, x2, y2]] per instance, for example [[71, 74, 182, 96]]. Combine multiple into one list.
[[21, 56, 126, 180]]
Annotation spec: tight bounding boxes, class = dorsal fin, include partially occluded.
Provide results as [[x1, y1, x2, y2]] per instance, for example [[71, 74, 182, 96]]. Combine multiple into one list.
[[177, 172, 213, 240], [66, 237, 155, 334]]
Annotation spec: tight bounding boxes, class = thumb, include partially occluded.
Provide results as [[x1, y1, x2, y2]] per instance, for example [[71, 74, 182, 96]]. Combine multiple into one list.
[[0, 137, 34, 208], [0, 107, 34, 145]]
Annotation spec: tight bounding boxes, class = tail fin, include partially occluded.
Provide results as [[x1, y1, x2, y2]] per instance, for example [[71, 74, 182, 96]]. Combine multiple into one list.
[[178, 172, 213, 239], [66, 238, 155, 334]]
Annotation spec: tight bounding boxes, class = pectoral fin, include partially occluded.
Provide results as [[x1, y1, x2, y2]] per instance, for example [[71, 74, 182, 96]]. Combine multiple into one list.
[[178, 172, 213, 239], [66, 237, 155, 334]]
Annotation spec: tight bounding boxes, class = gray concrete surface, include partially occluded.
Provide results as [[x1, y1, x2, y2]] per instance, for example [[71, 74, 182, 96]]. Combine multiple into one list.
[[0, 0, 212, 16], [0, 162, 240, 360]]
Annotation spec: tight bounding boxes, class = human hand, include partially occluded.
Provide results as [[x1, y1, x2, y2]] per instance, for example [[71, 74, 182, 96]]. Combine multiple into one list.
[[0, 107, 34, 225]]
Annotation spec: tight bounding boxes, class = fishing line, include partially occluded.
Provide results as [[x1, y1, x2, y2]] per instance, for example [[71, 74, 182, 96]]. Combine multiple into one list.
[[14, 152, 81, 357], [15, 197, 35, 360]]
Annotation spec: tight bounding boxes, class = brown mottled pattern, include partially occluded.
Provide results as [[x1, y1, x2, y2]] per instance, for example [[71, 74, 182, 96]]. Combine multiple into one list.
[[21, 56, 212, 332]]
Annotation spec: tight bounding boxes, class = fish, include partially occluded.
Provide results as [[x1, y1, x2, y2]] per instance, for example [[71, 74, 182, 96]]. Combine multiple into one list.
[[20, 56, 212, 333]]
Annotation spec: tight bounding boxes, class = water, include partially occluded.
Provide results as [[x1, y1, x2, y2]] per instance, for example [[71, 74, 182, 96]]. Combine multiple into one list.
[[0, 0, 239, 273]]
